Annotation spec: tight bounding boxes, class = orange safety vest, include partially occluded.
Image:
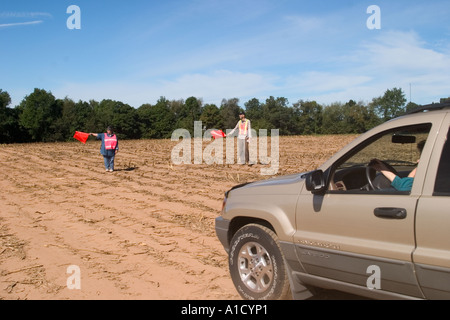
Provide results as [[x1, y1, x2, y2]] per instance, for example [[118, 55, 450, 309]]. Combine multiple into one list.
[[239, 120, 249, 135], [104, 134, 118, 150]]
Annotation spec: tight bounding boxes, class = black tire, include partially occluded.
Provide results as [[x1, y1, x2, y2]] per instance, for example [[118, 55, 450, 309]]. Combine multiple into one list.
[[229, 224, 291, 300]]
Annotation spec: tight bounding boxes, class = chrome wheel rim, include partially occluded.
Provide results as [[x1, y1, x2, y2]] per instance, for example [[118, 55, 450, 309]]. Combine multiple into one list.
[[238, 242, 273, 293]]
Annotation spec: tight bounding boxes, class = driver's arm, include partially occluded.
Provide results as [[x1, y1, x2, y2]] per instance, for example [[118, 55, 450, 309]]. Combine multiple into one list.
[[379, 170, 397, 182], [408, 167, 417, 178], [369, 158, 414, 191], [378, 168, 414, 191]]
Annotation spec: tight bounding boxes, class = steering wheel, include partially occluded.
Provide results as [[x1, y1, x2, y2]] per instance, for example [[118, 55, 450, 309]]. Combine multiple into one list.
[[365, 160, 398, 190], [365, 165, 377, 190]]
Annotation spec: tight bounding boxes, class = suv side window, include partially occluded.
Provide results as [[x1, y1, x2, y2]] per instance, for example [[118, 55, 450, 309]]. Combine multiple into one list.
[[329, 123, 431, 194], [434, 128, 450, 196]]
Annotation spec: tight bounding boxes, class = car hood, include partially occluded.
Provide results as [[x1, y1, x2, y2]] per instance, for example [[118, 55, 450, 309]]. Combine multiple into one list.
[[228, 172, 307, 196]]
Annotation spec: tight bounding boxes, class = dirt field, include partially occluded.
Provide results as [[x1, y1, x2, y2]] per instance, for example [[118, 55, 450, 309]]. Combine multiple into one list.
[[0, 135, 356, 300]]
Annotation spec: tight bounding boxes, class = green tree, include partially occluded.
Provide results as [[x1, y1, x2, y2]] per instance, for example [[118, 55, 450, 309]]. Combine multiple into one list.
[[244, 98, 268, 132], [92, 99, 115, 132], [293, 100, 322, 135], [137, 103, 154, 139], [17, 88, 61, 142], [0, 89, 11, 110], [405, 101, 420, 114], [200, 103, 221, 129], [0, 89, 27, 143], [322, 100, 379, 134], [112, 102, 140, 139], [52, 98, 95, 141], [168, 99, 185, 122], [370, 88, 407, 122], [0, 90, 13, 142], [263, 96, 299, 135], [139, 97, 176, 139], [321, 102, 346, 134], [343, 100, 376, 134], [244, 98, 263, 121], [220, 98, 241, 130], [93, 99, 140, 139], [176, 96, 203, 135]]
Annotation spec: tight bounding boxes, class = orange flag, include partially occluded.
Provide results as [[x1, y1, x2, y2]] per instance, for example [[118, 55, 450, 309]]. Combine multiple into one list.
[[73, 131, 89, 144], [211, 130, 226, 139]]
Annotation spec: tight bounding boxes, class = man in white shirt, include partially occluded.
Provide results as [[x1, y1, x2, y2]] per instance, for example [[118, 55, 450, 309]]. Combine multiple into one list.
[[228, 112, 252, 165]]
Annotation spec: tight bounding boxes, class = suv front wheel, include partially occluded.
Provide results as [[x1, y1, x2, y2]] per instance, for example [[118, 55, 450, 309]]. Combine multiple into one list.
[[229, 224, 291, 300]]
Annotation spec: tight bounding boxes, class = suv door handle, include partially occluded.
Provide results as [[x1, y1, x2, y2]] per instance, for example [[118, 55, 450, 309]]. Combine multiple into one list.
[[374, 207, 407, 219]]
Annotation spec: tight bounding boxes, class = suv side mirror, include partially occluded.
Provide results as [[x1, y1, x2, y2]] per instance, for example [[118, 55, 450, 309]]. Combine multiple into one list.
[[305, 170, 326, 194]]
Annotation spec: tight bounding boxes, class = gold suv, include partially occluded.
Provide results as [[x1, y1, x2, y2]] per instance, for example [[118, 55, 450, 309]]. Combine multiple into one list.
[[216, 102, 450, 300]]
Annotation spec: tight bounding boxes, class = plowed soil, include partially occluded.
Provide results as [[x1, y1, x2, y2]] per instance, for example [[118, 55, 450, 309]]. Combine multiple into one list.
[[0, 135, 356, 300]]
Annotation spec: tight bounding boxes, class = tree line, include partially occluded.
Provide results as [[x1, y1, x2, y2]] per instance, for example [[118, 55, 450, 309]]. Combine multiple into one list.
[[1, 87, 448, 144]]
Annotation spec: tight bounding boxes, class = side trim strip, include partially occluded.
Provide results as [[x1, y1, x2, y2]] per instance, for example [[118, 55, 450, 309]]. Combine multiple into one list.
[[294, 272, 422, 300]]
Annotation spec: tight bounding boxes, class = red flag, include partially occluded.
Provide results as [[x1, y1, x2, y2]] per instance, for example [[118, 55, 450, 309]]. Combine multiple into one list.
[[210, 130, 226, 139], [73, 131, 90, 144]]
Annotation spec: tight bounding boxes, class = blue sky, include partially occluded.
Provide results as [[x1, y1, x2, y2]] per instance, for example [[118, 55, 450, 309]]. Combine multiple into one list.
[[1, 0, 449, 108]]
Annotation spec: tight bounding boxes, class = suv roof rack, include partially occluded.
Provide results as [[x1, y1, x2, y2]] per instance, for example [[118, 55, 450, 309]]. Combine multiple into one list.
[[407, 101, 450, 115]]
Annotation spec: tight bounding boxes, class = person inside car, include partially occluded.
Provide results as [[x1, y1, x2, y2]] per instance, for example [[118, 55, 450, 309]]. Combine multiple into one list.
[[369, 140, 425, 192], [369, 159, 417, 191]]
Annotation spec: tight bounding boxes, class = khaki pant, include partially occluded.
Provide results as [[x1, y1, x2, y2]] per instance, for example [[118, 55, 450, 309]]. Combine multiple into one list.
[[237, 138, 249, 164]]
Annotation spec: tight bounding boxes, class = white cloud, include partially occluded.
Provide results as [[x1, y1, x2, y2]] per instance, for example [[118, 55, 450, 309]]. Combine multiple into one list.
[[0, 11, 52, 28], [277, 30, 450, 105], [354, 30, 450, 103], [54, 70, 277, 107], [284, 72, 372, 94], [158, 70, 276, 102], [283, 15, 326, 35], [0, 20, 43, 28], [362, 31, 450, 72], [0, 12, 52, 18]]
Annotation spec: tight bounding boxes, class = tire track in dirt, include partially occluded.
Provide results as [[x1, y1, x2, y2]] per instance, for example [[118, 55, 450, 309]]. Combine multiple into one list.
[[0, 141, 244, 299]]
